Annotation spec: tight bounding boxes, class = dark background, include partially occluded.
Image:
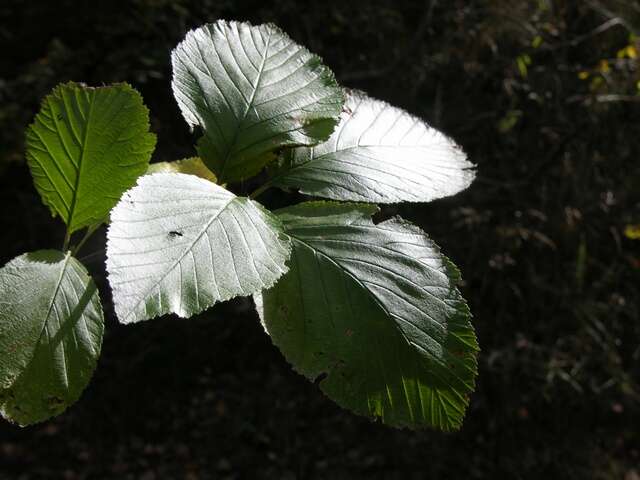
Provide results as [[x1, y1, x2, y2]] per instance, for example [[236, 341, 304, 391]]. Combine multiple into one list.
[[1, 0, 639, 478]]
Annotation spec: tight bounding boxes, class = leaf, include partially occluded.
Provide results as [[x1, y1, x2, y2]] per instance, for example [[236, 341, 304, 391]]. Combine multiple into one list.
[[0, 251, 104, 426], [106, 173, 291, 324], [146, 157, 217, 183], [25, 82, 157, 233], [254, 202, 478, 430], [171, 20, 344, 183], [267, 90, 476, 204], [624, 224, 640, 240]]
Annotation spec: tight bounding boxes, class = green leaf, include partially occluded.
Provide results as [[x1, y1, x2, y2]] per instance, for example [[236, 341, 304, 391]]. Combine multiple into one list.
[[267, 90, 475, 203], [171, 20, 344, 183], [25, 82, 157, 233], [106, 173, 292, 323], [254, 202, 478, 430], [0, 251, 104, 426], [146, 157, 217, 183]]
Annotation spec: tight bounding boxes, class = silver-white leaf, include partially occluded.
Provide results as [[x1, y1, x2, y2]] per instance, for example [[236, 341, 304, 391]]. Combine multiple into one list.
[[268, 90, 475, 203], [106, 173, 291, 323], [171, 20, 344, 183]]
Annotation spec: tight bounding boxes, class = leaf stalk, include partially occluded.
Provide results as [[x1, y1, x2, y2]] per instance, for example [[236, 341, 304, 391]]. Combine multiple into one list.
[[249, 182, 271, 200]]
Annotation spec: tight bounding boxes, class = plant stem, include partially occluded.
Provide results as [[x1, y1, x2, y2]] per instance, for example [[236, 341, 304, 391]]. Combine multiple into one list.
[[78, 248, 106, 264], [62, 230, 71, 252], [70, 224, 100, 257], [249, 182, 271, 200]]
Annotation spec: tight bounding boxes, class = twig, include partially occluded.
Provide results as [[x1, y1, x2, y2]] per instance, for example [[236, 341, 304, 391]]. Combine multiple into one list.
[[248, 183, 271, 200], [566, 94, 640, 104], [71, 223, 100, 256], [78, 249, 106, 264]]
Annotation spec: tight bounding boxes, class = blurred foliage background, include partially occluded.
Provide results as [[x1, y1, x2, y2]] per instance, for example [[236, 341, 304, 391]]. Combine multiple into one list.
[[1, 0, 639, 478]]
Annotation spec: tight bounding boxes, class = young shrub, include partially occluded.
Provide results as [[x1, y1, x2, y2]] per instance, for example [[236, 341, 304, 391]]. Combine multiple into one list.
[[1, 20, 477, 431]]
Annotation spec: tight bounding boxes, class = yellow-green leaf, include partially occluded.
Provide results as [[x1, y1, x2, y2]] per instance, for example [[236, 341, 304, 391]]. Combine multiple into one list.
[[146, 157, 217, 183], [26, 82, 156, 233]]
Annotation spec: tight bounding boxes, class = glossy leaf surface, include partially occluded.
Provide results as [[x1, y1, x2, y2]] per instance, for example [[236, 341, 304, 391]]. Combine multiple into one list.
[[255, 202, 478, 430]]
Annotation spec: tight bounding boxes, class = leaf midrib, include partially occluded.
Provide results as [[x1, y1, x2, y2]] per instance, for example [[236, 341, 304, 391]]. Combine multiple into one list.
[[66, 91, 96, 229], [13, 253, 73, 392], [287, 234, 446, 364], [288, 226, 474, 386], [218, 27, 273, 181], [268, 143, 448, 192]]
